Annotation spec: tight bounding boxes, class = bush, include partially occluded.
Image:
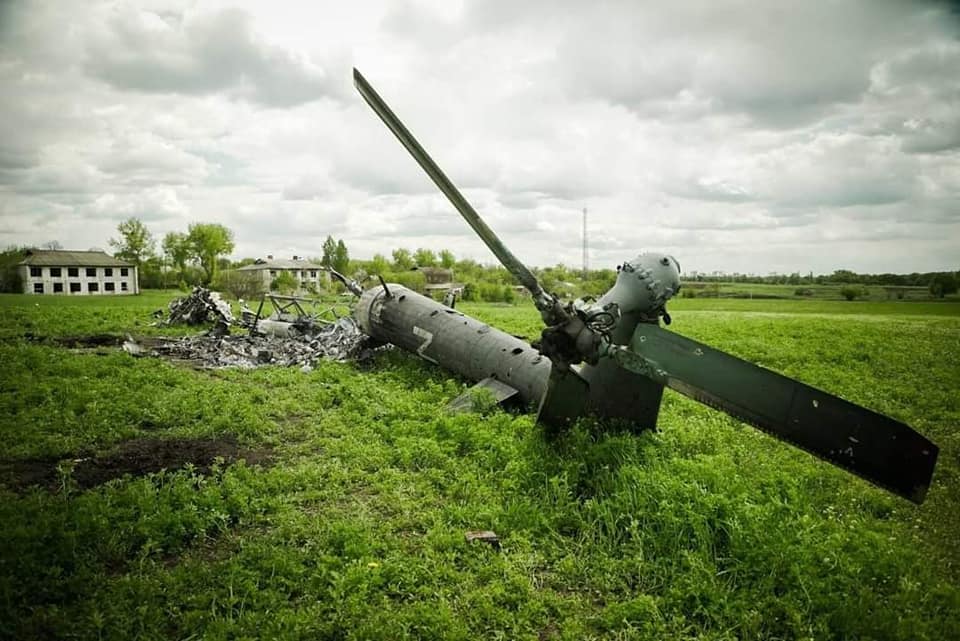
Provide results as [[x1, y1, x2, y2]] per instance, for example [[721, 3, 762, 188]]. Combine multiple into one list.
[[794, 288, 814, 296], [270, 271, 298, 295], [840, 286, 867, 301]]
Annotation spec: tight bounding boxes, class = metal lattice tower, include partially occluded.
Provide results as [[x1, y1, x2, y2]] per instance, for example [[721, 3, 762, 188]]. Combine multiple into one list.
[[582, 207, 588, 279]]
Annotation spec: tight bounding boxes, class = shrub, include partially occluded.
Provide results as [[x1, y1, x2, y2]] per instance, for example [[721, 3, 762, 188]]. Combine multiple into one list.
[[840, 286, 866, 301], [270, 271, 298, 294]]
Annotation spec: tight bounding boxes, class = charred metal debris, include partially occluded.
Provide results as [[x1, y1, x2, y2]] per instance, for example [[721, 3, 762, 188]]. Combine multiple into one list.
[[125, 287, 379, 369]]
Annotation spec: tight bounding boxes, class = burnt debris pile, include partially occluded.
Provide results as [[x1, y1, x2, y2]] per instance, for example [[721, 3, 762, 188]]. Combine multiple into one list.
[[128, 290, 376, 369], [166, 287, 236, 327]]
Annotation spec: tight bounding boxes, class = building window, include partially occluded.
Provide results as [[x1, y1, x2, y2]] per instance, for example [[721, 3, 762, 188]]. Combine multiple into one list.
[[120, 268, 128, 277], [50, 267, 62, 277], [70, 282, 81, 293], [105, 282, 115, 292], [269, 270, 277, 277], [88, 282, 99, 292], [30, 266, 41, 277], [33, 283, 44, 294], [104, 268, 113, 277], [53, 283, 63, 293], [68, 267, 78, 277], [86, 267, 96, 277], [310, 270, 317, 278], [121, 282, 128, 291]]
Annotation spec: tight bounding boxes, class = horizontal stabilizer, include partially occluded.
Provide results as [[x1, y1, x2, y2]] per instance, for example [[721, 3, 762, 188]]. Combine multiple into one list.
[[447, 377, 520, 413]]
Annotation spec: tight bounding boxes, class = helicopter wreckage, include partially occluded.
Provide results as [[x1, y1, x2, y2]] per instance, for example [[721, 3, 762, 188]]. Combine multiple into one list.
[[133, 70, 939, 506], [348, 68, 938, 505]]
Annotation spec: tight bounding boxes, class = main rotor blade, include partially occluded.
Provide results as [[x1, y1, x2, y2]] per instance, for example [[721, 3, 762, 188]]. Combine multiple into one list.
[[609, 324, 938, 503], [353, 68, 548, 304]]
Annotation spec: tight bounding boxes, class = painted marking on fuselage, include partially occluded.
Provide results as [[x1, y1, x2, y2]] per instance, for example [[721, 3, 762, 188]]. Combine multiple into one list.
[[413, 326, 439, 364]]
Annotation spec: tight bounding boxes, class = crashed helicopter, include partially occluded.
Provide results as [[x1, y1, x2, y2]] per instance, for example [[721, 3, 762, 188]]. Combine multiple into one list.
[[351, 68, 938, 504]]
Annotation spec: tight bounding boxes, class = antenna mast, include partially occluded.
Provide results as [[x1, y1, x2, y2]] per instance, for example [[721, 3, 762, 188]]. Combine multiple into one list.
[[582, 207, 588, 279]]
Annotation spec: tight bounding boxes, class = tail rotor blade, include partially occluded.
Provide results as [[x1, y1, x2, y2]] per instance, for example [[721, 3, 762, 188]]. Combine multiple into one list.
[[610, 324, 938, 503]]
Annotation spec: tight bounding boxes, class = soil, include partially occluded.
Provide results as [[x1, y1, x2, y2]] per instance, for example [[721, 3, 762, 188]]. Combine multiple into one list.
[[0, 435, 273, 492], [24, 333, 127, 347]]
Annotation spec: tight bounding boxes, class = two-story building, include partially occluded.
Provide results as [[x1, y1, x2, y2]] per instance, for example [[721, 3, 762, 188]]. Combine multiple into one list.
[[18, 250, 139, 295], [235, 255, 329, 293]]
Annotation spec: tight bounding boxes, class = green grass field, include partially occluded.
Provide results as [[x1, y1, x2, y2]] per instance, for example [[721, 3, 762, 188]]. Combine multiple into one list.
[[1, 291, 958, 640]]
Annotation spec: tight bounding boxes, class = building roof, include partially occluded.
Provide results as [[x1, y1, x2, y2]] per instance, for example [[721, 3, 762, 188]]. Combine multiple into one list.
[[237, 259, 323, 271], [18, 250, 134, 267]]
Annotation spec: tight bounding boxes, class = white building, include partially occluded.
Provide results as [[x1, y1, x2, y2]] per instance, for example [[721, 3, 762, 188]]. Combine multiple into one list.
[[235, 255, 329, 293], [18, 250, 139, 295]]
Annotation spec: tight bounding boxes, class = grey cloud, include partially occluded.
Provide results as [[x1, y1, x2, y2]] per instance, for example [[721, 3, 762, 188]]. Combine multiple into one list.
[[541, 1, 951, 128], [872, 42, 960, 95], [0, 145, 38, 170], [900, 118, 960, 153], [84, 8, 342, 107]]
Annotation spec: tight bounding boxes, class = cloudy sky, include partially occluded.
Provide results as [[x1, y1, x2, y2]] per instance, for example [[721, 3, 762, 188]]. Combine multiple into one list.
[[1, 0, 958, 275]]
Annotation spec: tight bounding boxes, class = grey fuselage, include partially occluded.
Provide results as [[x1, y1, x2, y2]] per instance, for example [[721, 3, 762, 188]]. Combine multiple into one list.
[[355, 252, 682, 427]]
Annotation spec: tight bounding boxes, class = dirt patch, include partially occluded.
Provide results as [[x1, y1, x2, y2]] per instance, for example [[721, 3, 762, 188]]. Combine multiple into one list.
[[24, 333, 127, 348], [0, 435, 273, 492]]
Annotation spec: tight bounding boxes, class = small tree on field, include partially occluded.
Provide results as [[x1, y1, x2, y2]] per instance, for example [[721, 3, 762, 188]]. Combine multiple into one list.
[[321, 236, 337, 269], [187, 223, 234, 285], [414, 248, 437, 267], [840, 286, 867, 301], [392, 248, 414, 270], [110, 218, 155, 268], [333, 239, 350, 274]]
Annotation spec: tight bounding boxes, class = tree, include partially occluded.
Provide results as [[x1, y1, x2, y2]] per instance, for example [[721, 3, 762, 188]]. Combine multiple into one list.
[[840, 286, 867, 301], [392, 248, 413, 270], [333, 239, 350, 274], [109, 218, 155, 267], [929, 273, 958, 298], [414, 248, 437, 267], [321, 235, 337, 269], [370, 253, 389, 275], [163, 232, 191, 275], [439, 249, 456, 269], [187, 223, 234, 285], [215, 270, 266, 299]]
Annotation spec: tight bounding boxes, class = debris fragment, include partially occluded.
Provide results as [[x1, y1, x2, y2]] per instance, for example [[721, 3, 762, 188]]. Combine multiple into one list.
[[465, 530, 501, 550], [165, 287, 235, 326]]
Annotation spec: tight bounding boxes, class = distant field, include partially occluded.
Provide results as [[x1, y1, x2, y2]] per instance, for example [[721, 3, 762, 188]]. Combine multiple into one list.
[[677, 280, 958, 303], [1, 291, 958, 639]]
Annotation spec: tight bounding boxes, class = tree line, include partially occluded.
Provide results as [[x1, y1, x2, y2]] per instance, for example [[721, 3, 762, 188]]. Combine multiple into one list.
[[0, 217, 957, 299]]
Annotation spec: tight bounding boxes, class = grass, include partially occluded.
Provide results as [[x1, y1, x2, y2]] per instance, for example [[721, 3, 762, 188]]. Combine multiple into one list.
[[1, 291, 958, 639]]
